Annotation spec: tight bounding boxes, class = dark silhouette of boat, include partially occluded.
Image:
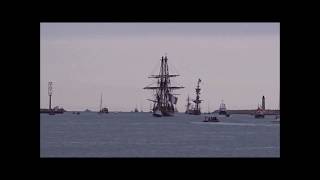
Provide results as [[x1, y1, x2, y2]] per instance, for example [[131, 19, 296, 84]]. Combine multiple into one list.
[[254, 96, 265, 118], [254, 106, 265, 118], [144, 55, 184, 117], [203, 116, 219, 122], [218, 100, 230, 117], [98, 93, 109, 114], [186, 79, 203, 115]]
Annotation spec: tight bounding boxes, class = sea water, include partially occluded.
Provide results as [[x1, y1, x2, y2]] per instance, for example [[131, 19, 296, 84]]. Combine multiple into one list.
[[40, 112, 280, 157]]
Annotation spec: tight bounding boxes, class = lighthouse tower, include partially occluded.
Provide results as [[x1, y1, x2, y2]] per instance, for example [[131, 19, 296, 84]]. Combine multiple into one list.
[[262, 96, 265, 111]]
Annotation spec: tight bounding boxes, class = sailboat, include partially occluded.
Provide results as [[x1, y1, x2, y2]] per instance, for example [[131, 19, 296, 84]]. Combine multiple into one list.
[[254, 104, 264, 118], [254, 96, 265, 118], [98, 93, 109, 114], [144, 55, 184, 117]]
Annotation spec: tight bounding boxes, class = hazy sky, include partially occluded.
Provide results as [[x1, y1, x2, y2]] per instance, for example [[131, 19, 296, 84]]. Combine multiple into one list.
[[40, 23, 279, 111]]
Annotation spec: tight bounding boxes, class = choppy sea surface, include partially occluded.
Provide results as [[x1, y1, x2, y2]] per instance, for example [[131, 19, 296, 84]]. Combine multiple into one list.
[[40, 112, 280, 157]]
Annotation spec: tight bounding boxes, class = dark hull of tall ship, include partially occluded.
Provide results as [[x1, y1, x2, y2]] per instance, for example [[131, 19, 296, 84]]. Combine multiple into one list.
[[186, 110, 201, 115], [153, 107, 174, 116], [153, 113, 162, 117], [161, 111, 174, 116], [254, 114, 264, 118]]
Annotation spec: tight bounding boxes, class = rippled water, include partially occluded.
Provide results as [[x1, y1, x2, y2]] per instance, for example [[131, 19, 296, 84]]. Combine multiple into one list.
[[40, 112, 280, 157]]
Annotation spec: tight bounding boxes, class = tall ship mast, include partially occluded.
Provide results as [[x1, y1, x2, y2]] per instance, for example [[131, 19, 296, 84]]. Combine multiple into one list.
[[185, 95, 192, 114], [186, 78, 203, 115], [144, 55, 184, 117]]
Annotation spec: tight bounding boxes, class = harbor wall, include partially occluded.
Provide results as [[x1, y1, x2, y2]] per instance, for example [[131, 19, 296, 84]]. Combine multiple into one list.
[[214, 109, 280, 115]]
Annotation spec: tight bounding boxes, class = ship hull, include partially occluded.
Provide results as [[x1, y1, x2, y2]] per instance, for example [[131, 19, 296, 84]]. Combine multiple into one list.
[[161, 111, 174, 116], [218, 111, 227, 115], [98, 112, 108, 114], [153, 109, 162, 117], [186, 110, 201, 115], [254, 114, 264, 118], [153, 113, 162, 117]]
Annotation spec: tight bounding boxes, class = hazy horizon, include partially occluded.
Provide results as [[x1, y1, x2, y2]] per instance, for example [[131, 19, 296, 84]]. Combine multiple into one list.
[[40, 23, 279, 112]]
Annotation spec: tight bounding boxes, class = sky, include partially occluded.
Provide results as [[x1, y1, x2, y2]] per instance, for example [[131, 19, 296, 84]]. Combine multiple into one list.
[[40, 23, 280, 112]]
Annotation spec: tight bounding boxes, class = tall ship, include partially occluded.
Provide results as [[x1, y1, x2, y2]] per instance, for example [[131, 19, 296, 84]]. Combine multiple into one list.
[[186, 78, 203, 115], [144, 55, 184, 117], [98, 93, 109, 114]]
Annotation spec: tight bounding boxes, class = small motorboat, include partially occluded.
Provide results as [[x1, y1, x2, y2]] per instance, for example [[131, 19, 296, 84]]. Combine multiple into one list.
[[203, 116, 219, 122]]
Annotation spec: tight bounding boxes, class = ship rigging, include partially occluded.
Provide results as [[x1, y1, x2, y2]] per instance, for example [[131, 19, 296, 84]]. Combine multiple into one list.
[[186, 78, 203, 115], [144, 55, 184, 117]]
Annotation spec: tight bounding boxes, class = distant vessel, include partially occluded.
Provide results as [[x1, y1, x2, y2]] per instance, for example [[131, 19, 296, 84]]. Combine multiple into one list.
[[144, 55, 184, 117], [98, 93, 109, 114], [218, 100, 230, 117], [203, 116, 219, 122], [186, 78, 203, 115], [254, 96, 265, 118], [254, 106, 265, 118], [185, 95, 192, 114]]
